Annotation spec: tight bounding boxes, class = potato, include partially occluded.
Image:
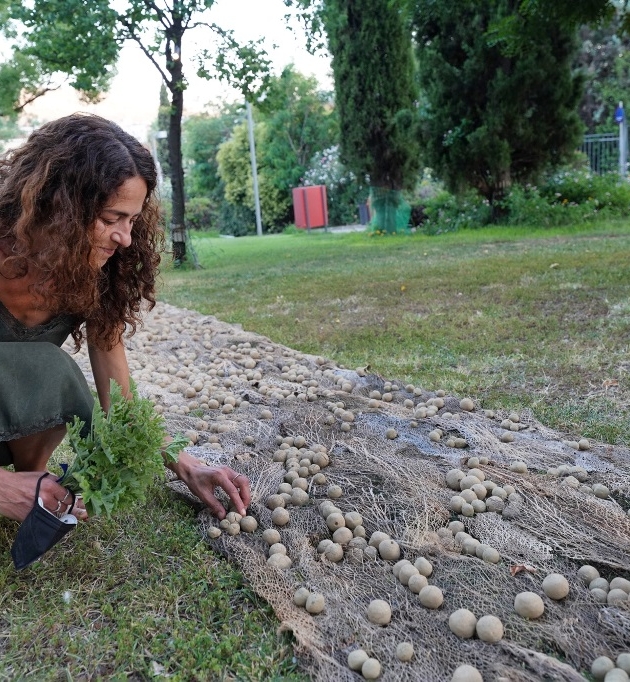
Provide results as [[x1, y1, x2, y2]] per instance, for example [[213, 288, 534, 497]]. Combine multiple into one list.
[[386, 428, 398, 439], [317, 539, 333, 553], [262, 528, 281, 545], [344, 511, 363, 529], [327, 484, 343, 499], [239, 516, 258, 533], [418, 585, 443, 609], [591, 656, 615, 680], [268, 542, 287, 556], [324, 542, 344, 562], [414, 557, 433, 577], [467, 456, 480, 467], [305, 593, 325, 614], [348, 649, 369, 671], [617, 654, 630, 674], [206, 526, 221, 539], [482, 547, 501, 564], [607, 589, 629, 605], [369, 531, 391, 548], [448, 608, 477, 638], [446, 469, 466, 490], [500, 431, 514, 443], [603, 671, 630, 682], [393, 559, 411, 579], [485, 497, 504, 513], [476, 614, 504, 642], [509, 460, 528, 474], [398, 563, 420, 586], [578, 565, 600, 585], [291, 488, 310, 507], [271, 507, 290, 526], [590, 578, 610, 592], [461, 503, 475, 517], [267, 553, 292, 568], [379, 539, 401, 561], [294, 587, 310, 606], [460, 398, 475, 411], [514, 591, 545, 619], [451, 665, 483, 682], [362, 658, 381, 680], [367, 599, 391, 625], [593, 483, 610, 499], [226, 523, 240, 536], [333, 527, 354, 545], [407, 574, 429, 594], [460, 475, 481, 490], [266, 494, 286, 510], [396, 642, 414, 662], [326, 513, 346, 531], [542, 573, 570, 600], [610, 577, 630, 594]]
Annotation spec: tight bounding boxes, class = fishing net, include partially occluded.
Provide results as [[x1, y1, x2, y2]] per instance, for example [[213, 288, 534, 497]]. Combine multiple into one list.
[[67, 302, 630, 681], [369, 187, 411, 234]]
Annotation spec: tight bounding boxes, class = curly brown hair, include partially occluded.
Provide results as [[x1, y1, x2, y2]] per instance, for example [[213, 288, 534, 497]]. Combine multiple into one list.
[[0, 113, 163, 350]]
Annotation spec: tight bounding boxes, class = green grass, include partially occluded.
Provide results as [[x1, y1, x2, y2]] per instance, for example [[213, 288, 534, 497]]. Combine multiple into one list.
[[164, 221, 630, 445], [0, 447, 302, 681]]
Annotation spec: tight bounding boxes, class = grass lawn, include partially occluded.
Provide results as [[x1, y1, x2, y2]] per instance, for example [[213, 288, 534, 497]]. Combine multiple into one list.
[[2, 219, 629, 680]]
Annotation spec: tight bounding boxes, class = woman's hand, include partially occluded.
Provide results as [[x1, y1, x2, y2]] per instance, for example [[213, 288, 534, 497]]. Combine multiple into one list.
[[168, 451, 251, 520], [0, 470, 88, 522]]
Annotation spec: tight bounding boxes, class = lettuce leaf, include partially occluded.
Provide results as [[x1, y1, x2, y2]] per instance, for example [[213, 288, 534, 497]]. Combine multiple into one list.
[[64, 378, 188, 517]]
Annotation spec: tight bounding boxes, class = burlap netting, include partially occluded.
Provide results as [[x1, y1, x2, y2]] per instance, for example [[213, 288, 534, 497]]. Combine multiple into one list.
[[67, 302, 630, 682]]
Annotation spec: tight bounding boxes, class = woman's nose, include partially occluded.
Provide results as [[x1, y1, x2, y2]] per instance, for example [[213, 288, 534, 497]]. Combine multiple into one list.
[[112, 222, 133, 247]]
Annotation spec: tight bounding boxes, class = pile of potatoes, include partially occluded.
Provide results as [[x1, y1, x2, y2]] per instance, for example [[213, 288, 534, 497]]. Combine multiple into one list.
[[441, 522, 501, 564], [446, 458, 522, 520], [206, 511, 258, 539], [578, 565, 630, 606], [391, 556, 444, 607]]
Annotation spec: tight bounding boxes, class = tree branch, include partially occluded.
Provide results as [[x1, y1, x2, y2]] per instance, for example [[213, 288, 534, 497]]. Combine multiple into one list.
[[15, 83, 61, 112], [138, 0, 172, 31]]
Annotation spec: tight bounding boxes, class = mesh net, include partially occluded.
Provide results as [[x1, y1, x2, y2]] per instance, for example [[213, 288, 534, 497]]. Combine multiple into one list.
[[66, 302, 630, 681], [369, 187, 411, 234]]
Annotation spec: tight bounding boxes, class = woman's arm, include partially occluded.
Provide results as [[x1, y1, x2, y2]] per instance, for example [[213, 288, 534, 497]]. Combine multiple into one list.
[[86, 328, 130, 412]]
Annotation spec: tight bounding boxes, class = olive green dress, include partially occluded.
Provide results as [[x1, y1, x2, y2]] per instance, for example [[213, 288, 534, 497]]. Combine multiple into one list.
[[0, 301, 94, 465]]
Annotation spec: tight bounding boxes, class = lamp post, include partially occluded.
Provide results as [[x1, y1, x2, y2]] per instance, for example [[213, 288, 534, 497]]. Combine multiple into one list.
[[246, 100, 263, 236], [615, 101, 627, 178]]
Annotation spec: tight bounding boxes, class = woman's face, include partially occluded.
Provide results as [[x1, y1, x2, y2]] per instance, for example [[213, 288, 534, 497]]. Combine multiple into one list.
[[90, 175, 148, 268]]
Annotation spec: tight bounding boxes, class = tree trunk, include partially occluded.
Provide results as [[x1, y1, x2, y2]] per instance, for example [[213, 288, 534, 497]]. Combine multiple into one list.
[[166, 34, 186, 264]]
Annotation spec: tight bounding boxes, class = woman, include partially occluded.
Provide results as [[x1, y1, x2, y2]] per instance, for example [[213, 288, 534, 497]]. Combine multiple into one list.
[[0, 113, 250, 524]]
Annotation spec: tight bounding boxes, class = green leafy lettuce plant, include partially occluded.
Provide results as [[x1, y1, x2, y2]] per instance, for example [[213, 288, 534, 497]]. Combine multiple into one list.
[[64, 379, 188, 517]]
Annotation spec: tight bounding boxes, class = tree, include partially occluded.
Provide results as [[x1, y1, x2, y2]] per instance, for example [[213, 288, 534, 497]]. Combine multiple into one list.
[[319, 0, 420, 233], [3, 0, 271, 263], [414, 0, 584, 205], [0, 0, 119, 115]]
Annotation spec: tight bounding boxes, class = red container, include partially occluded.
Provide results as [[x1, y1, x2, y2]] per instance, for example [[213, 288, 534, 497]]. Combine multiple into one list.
[[292, 185, 328, 229]]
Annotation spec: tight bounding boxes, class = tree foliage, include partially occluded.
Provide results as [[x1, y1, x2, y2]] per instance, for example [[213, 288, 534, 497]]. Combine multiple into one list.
[[0, 0, 119, 114], [414, 0, 584, 203], [322, 0, 420, 192]]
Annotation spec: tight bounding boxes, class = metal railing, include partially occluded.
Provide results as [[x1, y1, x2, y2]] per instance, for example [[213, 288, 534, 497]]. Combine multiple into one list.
[[580, 130, 628, 176]]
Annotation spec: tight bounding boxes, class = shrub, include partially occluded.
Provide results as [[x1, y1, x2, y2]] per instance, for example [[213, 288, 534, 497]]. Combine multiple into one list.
[[185, 197, 217, 231], [420, 191, 493, 234]]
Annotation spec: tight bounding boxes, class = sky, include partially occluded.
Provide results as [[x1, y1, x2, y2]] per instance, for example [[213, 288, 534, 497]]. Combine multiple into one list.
[[23, 0, 332, 142]]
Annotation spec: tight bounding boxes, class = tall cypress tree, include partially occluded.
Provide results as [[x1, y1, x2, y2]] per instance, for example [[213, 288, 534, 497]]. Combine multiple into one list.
[[414, 0, 584, 205], [324, 0, 420, 232]]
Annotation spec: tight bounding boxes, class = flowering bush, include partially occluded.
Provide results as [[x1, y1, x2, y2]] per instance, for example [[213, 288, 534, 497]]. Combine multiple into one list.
[[302, 146, 368, 226]]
